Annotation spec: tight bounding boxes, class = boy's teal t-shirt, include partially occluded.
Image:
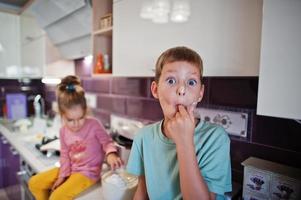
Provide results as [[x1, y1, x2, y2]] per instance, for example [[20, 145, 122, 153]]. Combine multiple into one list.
[[126, 120, 232, 200]]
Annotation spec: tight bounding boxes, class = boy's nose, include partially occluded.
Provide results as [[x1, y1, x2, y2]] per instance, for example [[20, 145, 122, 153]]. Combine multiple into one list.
[[177, 86, 186, 96]]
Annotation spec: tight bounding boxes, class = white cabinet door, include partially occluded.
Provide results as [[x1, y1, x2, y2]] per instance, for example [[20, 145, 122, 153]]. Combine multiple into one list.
[[113, 0, 262, 77], [257, 0, 301, 120], [0, 12, 20, 77], [20, 14, 46, 78]]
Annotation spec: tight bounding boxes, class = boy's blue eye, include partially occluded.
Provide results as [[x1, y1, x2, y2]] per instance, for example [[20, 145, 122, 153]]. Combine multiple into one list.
[[188, 79, 197, 86], [166, 77, 176, 85]]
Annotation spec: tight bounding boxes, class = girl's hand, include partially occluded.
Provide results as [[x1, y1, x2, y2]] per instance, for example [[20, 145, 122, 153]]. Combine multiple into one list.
[[165, 103, 196, 146], [107, 153, 124, 170], [51, 177, 65, 191]]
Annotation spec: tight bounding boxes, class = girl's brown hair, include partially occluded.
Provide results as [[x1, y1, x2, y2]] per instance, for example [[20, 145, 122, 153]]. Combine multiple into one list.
[[56, 75, 87, 115], [154, 46, 203, 83]]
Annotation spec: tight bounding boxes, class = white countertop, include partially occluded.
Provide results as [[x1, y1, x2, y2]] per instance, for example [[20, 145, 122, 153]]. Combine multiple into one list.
[[0, 123, 55, 173], [0, 122, 104, 200]]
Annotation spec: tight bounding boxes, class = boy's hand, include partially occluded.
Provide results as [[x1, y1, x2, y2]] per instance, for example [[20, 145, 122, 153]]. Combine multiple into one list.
[[106, 152, 124, 170], [166, 103, 197, 146]]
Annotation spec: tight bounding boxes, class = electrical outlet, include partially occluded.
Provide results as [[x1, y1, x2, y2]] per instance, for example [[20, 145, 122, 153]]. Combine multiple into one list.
[[85, 93, 97, 109]]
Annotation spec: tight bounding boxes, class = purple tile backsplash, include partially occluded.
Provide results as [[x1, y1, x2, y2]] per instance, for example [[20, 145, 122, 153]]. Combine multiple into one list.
[[126, 98, 163, 121], [82, 78, 111, 93], [42, 60, 301, 184], [97, 94, 126, 115], [208, 77, 258, 108], [111, 78, 149, 97]]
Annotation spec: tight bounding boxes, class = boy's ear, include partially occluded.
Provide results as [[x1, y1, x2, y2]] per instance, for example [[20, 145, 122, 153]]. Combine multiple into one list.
[[151, 81, 159, 99]]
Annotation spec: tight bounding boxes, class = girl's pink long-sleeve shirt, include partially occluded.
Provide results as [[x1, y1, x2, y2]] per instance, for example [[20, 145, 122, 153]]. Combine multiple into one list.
[[58, 117, 117, 181]]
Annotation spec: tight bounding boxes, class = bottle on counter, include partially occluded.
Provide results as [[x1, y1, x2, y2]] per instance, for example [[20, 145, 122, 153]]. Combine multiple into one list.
[[2, 102, 7, 119], [1, 87, 7, 119]]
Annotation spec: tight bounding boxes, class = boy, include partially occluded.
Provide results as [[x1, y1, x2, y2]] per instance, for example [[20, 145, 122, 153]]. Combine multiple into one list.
[[127, 46, 232, 200]]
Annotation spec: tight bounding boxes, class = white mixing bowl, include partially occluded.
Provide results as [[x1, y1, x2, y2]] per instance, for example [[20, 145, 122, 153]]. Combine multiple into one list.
[[101, 169, 138, 200]]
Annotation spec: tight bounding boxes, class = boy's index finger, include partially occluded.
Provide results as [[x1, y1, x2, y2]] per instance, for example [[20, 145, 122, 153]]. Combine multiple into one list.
[[178, 105, 189, 116]]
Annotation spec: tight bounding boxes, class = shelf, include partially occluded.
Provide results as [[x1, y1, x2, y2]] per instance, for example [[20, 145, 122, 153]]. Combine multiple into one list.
[[93, 27, 113, 36], [91, 73, 112, 77], [92, 0, 113, 76]]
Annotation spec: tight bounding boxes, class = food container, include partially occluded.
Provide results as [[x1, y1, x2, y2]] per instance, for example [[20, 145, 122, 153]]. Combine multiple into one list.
[[101, 169, 138, 200], [100, 13, 112, 29], [242, 157, 301, 200]]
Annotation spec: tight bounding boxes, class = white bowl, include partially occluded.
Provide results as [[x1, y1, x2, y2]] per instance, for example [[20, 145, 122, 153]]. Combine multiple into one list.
[[101, 169, 138, 200]]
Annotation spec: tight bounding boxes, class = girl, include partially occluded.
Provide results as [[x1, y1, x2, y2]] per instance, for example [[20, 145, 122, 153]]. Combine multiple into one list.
[[29, 75, 123, 200]]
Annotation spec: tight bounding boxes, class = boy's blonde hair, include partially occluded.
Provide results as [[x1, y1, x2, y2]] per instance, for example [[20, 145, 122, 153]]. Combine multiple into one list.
[[56, 75, 87, 115], [154, 46, 203, 83]]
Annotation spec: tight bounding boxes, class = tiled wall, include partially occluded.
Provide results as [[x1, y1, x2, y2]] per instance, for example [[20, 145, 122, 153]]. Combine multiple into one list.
[[44, 59, 301, 184]]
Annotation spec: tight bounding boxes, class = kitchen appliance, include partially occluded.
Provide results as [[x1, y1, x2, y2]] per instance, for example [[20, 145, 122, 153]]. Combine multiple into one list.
[[110, 115, 145, 165]]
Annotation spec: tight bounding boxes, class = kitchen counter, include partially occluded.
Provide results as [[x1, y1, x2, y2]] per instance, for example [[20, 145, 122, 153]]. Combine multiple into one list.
[[0, 121, 104, 200]]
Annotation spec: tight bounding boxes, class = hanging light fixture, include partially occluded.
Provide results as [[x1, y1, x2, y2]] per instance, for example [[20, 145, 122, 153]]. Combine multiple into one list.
[[140, 0, 191, 24], [152, 0, 170, 23], [140, 1, 154, 19], [170, 0, 190, 23]]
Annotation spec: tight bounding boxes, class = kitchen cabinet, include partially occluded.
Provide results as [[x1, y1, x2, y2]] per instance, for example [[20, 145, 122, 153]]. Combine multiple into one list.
[[20, 13, 46, 78], [0, 133, 5, 188], [0, 133, 21, 200], [0, 12, 21, 78], [20, 13, 74, 79], [0, 11, 63, 79], [257, 0, 301, 120], [113, 0, 262, 77], [91, 0, 113, 75]]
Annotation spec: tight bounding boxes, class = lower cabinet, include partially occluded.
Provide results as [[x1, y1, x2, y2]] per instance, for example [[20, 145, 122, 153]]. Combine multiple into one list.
[[0, 132, 21, 200]]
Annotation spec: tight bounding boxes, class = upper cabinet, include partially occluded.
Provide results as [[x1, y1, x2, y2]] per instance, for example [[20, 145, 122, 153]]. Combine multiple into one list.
[[20, 12, 74, 79], [113, 0, 262, 77], [91, 0, 113, 75], [0, 12, 21, 78], [20, 13, 46, 78], [257, 0, 301, 120]]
